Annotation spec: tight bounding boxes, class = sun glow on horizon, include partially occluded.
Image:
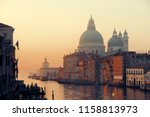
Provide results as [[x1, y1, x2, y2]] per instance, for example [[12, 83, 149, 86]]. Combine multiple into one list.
[[0, 0, 150, 74]]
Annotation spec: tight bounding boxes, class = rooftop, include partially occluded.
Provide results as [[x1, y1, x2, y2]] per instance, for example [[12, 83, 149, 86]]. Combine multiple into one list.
[[0, 23, 13, 28]]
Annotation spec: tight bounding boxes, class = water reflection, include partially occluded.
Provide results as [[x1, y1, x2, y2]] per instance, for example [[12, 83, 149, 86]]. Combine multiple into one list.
[[19, 77, 150, 100]]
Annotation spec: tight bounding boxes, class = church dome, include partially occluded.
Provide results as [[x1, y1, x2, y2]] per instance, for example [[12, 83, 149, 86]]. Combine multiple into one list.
[[78, 16, 105, 55], [108, 29, 123, 47], [79, 30, 104, 44], [79, 16, 104, 45]]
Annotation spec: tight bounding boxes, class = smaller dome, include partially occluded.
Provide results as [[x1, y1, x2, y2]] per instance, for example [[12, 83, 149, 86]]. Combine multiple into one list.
[[108, 35, 123, 47]]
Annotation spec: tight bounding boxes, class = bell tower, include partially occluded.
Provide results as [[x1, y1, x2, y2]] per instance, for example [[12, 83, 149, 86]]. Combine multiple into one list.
[[42, 58, 49, 69], [122, 30, 129, 51]]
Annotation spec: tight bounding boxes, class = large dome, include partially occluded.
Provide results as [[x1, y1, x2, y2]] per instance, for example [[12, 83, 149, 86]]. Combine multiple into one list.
[[78, 16, 105, 55], [79, 30, 104, 44], [79, 17, 104, 45]]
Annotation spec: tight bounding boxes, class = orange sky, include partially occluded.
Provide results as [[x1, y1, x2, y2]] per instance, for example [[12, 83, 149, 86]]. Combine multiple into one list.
[[0, 0, 150, 74]]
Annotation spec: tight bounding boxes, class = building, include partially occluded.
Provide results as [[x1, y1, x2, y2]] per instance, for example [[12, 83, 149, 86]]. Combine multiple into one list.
[[62, 16, 130, 83], [78, 53, 100, 83], [57, 67, 64, 80], [0, 23, 14, 46], [126, 68, 145, 87], [145, 71, 150, 90], [108, 29, 128, 53], [62, 16, 130, 82], [78, 16, 105, 55], [113, 56, 124, 84], [62, 16, 150, 88], [0, 23, 46, 99], [101, 51, 150, 86], [63, 52, 87, 81], [126, 67, 150, 90], [78, 16, 129, 55], [0, 23, 16, 99], [63, 51, 101, 83], [101, 55, 123, 85], [39, 58, 59, 80]]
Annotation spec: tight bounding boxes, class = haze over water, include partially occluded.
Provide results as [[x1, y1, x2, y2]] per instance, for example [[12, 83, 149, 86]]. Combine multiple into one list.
[[19, 77, 150, 100]]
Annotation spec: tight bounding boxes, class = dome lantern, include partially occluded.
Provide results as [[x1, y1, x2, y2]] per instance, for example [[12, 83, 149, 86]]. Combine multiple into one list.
[[87, 15, 96, 31], [113, 28, 117, 36]]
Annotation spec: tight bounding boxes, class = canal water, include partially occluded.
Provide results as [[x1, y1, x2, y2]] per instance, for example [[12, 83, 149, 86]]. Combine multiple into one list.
[[18, 77, 150, 100]]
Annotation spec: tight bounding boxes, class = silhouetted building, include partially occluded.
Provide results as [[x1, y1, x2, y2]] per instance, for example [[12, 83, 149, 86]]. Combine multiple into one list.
[[0, 23, 16, 99], [0, 23, 46, 99]]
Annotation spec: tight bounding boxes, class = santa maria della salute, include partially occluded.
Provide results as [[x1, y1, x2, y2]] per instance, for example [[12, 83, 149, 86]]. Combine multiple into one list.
[[78, 16, 128, 55], [28, 15, 150, 90]]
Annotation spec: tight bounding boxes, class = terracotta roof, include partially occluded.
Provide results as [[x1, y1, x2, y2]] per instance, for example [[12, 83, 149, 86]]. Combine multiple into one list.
[[0, 23, 13, 28]]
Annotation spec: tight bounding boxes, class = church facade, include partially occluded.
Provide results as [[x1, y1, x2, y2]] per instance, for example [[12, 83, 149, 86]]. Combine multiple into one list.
[[62, 16, 129, 83], [78, 16, 129, 55]]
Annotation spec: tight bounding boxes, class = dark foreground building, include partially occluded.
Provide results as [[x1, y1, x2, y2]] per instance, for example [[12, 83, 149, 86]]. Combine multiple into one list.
[[0, 23, 16, 99], [0, 23, 45, 99]]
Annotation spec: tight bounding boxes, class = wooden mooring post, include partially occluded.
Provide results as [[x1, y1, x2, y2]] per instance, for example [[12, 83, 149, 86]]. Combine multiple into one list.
[[52, 90, 54, 100]]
